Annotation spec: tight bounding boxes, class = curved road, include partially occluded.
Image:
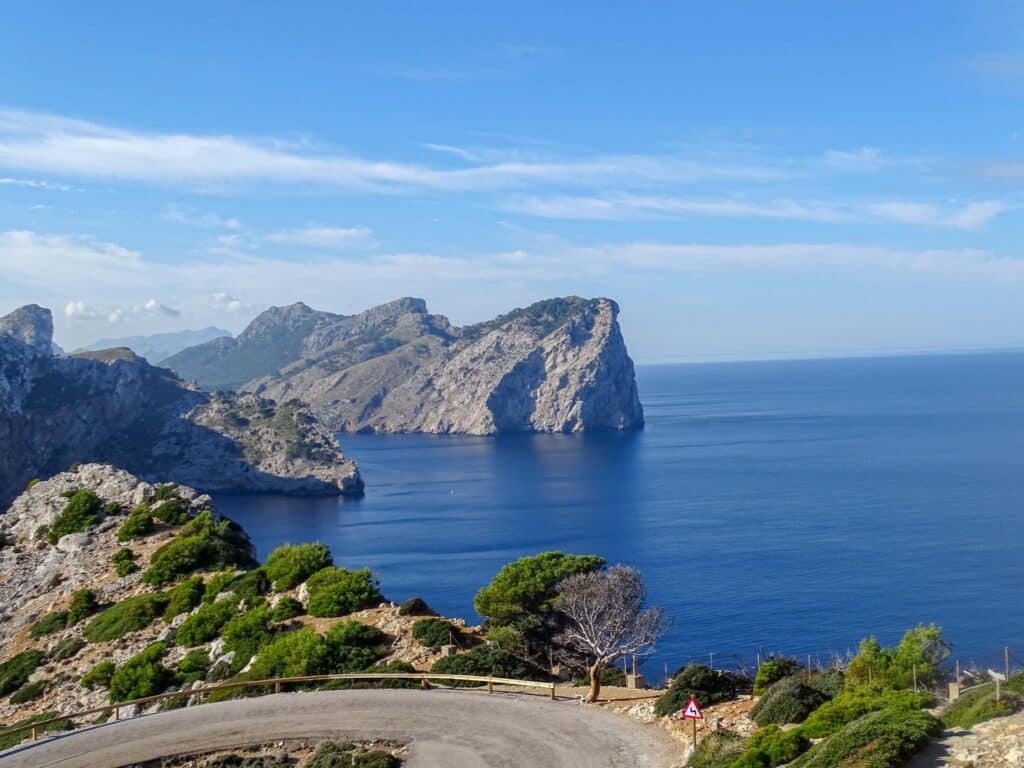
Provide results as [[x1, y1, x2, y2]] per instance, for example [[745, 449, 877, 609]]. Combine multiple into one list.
[[0, 690, 675, 768]]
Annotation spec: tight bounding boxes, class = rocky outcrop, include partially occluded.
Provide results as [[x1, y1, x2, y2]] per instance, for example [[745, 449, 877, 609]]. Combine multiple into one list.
[[0, 306, 362, 506], [165, 296, 644, 435], [0, 304, 54, 355]]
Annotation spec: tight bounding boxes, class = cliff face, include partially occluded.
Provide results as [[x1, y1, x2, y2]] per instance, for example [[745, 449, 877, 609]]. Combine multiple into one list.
[[0, 306, 362, 506], [165, 296, 644, 436]]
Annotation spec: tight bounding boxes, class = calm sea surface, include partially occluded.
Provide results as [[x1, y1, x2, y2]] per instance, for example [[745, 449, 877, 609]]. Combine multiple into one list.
[[215, 352, 1024, 676]]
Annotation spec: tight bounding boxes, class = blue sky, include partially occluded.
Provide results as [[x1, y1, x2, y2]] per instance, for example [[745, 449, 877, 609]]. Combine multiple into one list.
[[2, 2, 1023, 361]]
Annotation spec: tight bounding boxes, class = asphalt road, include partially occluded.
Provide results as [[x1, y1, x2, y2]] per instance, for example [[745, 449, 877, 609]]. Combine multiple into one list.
[[0, 689, 675, 768]]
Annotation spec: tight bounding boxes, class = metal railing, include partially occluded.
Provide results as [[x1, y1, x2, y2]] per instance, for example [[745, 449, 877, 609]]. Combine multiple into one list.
[[0, 672, 557, 746]]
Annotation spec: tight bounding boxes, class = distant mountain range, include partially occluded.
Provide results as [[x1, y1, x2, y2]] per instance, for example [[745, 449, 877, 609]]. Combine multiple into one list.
[[73, 326, 232, 364], [163, 296, 644, 435]]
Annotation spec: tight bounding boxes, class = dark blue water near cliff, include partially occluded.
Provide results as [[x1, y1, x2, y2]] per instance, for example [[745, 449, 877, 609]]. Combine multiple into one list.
[[215, 352, 1024, 676]]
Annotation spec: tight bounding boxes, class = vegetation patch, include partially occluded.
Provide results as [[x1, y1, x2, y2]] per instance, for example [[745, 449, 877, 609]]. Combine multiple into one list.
[[152, 497, 190, 525], [0, 650, 47, 696], [164, 576, 206, 622], [176, 599, 239, 647], [221, 604, 277, 670], [397, 596, 432, 617], [686, 730, 746, 768], [799, 688, 934, 739], [655, 665, 740, 716], [143, 511, 255, 586], [270, 596, 304, 621], [265, 542, 332, 591], [177, 649, 211, 684], [118, 504, 155, 541], [941, 682, 1023, 729], [412, 618, 455, 649], [81, 660, 116, 690], [320, 661, 419, 690], [430, 646, 547, 685], [754, 657, 802, 695], [109, 642, 174, 703], [750, 676, 828, 726], [29, 610, 69, 638], [9, 679, 48, 704], [47, 489, 103, 544], [845, 624, 949, 690], [791, 707, 941, 768], [113, 547, 139, 576], [306, 567, 381, 617], [84, 592, 169, 643], [52, 636, 86, 661], [0, 712, 72, 750]]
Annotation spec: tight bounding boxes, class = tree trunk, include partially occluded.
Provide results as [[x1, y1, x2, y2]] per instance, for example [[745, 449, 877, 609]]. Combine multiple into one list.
[[588, 661, 604, 702]]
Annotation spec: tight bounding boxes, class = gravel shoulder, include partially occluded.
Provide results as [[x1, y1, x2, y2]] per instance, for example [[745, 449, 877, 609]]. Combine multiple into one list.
[[0, 689, 676, 768]]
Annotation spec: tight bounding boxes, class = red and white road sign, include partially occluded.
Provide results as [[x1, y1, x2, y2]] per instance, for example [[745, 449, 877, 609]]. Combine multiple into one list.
[[681, 696, 704, 720]]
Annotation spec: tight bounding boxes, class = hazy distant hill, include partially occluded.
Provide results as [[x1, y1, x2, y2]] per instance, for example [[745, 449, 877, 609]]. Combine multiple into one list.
[[163, 296, 644, 435], [73, 326, 232, 364]]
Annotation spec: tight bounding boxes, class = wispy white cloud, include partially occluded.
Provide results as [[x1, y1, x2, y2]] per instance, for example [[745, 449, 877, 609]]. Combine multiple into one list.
[[210, 291, 248, 313], [867, 200, 1008, 230], [163, 204, 240, 230], [822, 147, 884, 173], [0, 176, 75, 191], [266, 225, 374, 249]]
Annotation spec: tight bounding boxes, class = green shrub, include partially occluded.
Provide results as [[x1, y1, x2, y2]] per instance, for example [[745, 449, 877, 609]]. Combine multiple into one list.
[[808, 669, 845, 699], [221, 605, 277, 669], [307, 743, 401, 768], [0, 712, 72, 750], [109, 642, 174, 703], [320, 661, 419, 690], [733, 725, 810, 767], [26, 478, 40, 490], [84, 593, 169, 643], [430, 646, 547, 685], [398, 596, 432, 616], [845, 624, 949, 691], [52, 636, 86, 661], [265, 542, 333, 591], [412, 618, 455, 648], [754, 657, 802, 695], [686, 730, 746, 768], [114, 548, 139, 576], [142, 511, 255, 586], [9, 679, 47, 704], [270, 596, 304, 621], [576, 666, 628, 688], [655, 665, 739, 716], [799, 688, 934, 739], [306, 567, 382, 617], [323, 621, 388, 673], [0, 650, 46, 695], [67, 589, 99, 625], [176, 599, 239, 647], [47, 489, 103, 544], [152, 497, 190, 525], [81, 660, 116, 690], [117, 505, 154, 541], [486, 624, 525, 653], [750, 676, 828, 726], [177, 649, 211, 683], [152, 483, 179, 501], [163, 576, 206, 622], [203, 570, 238, 602], [941, 683, 1023, 729], [225, 568, 270, 600], [793, 707, 941, 768], [29, 610, 68, 638], [245, 628, 334, 680]]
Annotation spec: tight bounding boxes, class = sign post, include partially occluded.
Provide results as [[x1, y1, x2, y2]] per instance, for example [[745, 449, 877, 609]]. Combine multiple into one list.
[[681, 695, 704, 748]]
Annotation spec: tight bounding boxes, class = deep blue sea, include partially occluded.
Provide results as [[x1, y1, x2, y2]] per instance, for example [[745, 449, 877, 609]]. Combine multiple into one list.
[[215, 352, 1024, 679]]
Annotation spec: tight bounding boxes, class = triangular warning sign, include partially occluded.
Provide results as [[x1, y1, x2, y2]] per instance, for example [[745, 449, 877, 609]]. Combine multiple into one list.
[[682, 696, 704, 719]]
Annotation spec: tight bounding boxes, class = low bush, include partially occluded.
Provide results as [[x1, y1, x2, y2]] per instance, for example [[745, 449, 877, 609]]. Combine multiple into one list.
[[117, 505, 154, 541], [941, 683, 1023, 729], [798, 688, 934, 739], [10, 679, 47, 704], [398, 596, 432, 616], [320, 661, 419, 690], [81, 660, 116, 690], [793, 707, 941, 768], [0, 712, 72, 750], [26, 478, 40, 490], [265, 542, 333, 591], [655, 665, 739, 717], [67, 589, 99, 625], [575, 666, 628, 688], [142, 511, 255, 586], [221, 604, 277, 669], [176, 599, 239, 647], [29, 610, 68, 638], [84, 593, 169, 643], [151, 497, 190, 525], [244, 628, 334, 680], [270, 596, 304, 621], [324, 621, 388, 673], [412, 618, 455, 648], [308, 743, 400, 768], [750, 676, 828, 726], [47, 489, 103, 544], [203, 570, 239, 602], [0, 650, 47, 696], [52, 636, 86, 661], [808, 668, 845, 699], [113, 547, 139, 576], [686, 729, 746, 768], [732, 725, 809, 768], [163, 576, 206, 622], [306, 567, 382, 618], [177, 649, 211, 683], [109, 642, 174, 703], [225, 568, 270, 601], [754, 657, 803, 695], [152, 483, 179, 501], [430, 646, 547, 685], [485, 624, 524, 653]]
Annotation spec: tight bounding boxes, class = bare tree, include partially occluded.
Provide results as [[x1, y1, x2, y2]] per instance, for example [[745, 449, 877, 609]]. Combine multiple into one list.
[[554, 565, 670, 702]]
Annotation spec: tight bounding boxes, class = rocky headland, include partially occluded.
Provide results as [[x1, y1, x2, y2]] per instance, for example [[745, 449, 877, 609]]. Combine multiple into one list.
[[0, 305, 361, 506], [163, 296, 644, 435]]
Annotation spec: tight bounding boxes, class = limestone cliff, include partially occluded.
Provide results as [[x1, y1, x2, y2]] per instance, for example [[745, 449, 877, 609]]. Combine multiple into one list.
[[165, 296, 644, 435], [0, 306, 362, 506]]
